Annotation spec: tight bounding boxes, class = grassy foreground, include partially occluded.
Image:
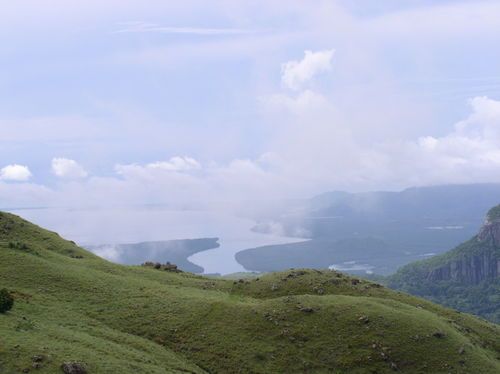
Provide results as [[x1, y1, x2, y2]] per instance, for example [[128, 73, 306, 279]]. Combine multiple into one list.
[[0, 212, 499, 373]]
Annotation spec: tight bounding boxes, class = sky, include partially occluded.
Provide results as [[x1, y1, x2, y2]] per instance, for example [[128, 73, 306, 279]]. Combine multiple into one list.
[[2, 0, 500, 209]]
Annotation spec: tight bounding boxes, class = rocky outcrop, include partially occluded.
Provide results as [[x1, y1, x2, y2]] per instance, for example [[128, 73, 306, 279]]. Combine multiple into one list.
[[389, 205, 500, 323], [477, 217, 500, 246], [61, 362, 87, 374], [426, 208, 500, 284], [427, 251, 499, 284]]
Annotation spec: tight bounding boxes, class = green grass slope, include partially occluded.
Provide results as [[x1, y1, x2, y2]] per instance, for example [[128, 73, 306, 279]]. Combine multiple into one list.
[[1, 212, 499, 373]]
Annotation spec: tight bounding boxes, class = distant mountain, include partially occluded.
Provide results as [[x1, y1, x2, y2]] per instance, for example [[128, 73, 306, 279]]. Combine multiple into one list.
[[388, 205, 500, 323], [242, 184, 500, 275], [1, 211, 499, 373], [292, 183, 500, 238], [312, 183, 500, 217]]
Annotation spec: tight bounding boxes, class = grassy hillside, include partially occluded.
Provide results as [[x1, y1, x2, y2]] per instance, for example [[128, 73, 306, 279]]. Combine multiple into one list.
[[1, 212, 499, 373]]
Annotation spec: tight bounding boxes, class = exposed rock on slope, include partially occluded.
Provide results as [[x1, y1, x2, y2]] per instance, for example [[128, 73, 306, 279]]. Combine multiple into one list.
[[389, 205, 500, 322], [426, 250, 498, 284], [478, 206, 500, 246]]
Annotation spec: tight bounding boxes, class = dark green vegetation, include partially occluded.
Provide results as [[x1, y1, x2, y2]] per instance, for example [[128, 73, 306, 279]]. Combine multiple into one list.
[[87, 238, 220, 273], [388, 205, 500, 324], [237, 238, 410, 275], [487, 205, 500, 220], [243, 184, 500, 274], [0, 289, 14, 314], [1, 212, 499, 373], [141, 261, 182, 272]]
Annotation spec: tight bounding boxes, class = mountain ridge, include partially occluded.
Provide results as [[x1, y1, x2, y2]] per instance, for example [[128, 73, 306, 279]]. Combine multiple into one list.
[[240, 184, 500, 275]]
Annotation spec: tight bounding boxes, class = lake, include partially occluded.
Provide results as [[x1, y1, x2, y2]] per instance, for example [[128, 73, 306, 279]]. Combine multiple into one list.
[[8, 206, 303, 275]]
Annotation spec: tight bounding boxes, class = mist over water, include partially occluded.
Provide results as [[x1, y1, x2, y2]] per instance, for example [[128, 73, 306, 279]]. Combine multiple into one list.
[[188, 228, 304, 275], [8, 206, 302, 274]]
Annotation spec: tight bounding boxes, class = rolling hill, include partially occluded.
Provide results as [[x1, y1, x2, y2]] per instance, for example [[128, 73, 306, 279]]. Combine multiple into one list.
[[0, 212, 499, 373]]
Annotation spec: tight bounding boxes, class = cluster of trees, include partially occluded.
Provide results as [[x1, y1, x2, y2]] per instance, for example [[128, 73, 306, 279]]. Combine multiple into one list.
[[389, 273, 500, 323], [141, 261, 181, 272]]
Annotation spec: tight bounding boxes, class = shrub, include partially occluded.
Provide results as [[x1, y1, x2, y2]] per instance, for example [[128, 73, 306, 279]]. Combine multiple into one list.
[[0, 288, 14, 313]]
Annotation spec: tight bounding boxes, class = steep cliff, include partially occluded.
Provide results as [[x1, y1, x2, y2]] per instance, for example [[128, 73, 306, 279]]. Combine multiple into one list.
[[426, 249, 499, 284], [388, 205, 500, 323]]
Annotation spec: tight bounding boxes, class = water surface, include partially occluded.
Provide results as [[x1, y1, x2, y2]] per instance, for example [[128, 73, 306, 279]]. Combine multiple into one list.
[[9, 207, 302, 275]]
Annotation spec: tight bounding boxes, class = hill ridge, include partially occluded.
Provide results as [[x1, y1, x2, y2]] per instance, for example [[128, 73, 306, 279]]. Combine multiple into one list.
[[1, 211, 499, 373]]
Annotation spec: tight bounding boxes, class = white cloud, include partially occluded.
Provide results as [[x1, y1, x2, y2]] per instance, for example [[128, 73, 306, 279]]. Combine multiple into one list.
[[51, 158, 88, 179], [2, 94, 500, 213], [455, 96, 500, 140], [115, 156, 201, 179], [408, 96, 500, 180], [415, 96, 500, 160], [263, 79, 500, 191], [109, 154, 289, 205], [281, 49, 335, 90], [0, 164, 32, 181], [2, 0, 500, 212], [343, 96, 500, 189], [147, 156, 201, 171]]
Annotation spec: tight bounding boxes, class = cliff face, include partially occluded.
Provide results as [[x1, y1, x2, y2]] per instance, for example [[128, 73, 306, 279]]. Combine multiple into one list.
[[426, 250, 499, 284], [426, 212, 500, 284], [389, 205, 500, 323]]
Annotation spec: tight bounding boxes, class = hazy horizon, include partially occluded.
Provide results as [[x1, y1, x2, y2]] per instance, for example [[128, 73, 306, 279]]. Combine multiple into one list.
[[1, 0, 500, 214]]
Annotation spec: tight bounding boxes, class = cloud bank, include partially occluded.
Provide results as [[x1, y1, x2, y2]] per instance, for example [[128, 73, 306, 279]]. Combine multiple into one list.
[[1, 1, 500, 212], [3, 92, 500, 210]]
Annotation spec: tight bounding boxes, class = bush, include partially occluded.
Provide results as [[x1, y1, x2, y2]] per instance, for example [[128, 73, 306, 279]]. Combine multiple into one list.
[[0, 288, 14, 313]]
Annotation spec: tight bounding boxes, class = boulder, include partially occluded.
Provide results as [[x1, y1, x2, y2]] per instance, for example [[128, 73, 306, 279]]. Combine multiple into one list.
[[61, 362, 87, 374]]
